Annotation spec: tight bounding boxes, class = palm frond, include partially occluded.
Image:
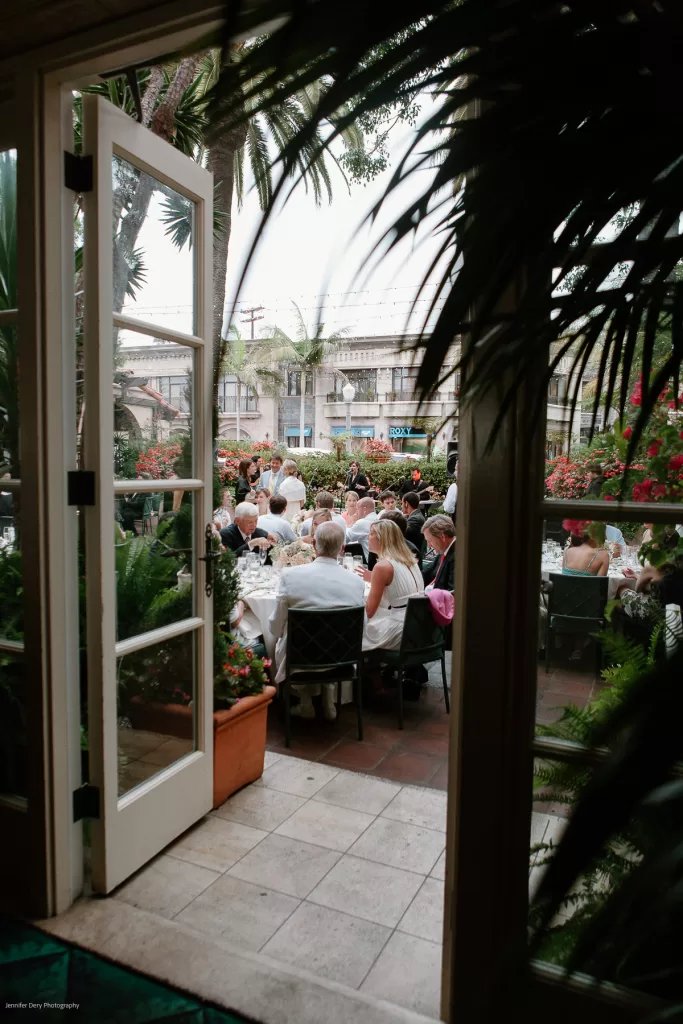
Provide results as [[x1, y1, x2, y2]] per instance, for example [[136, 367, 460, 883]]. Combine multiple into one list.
[[207, 1, 683, 454]]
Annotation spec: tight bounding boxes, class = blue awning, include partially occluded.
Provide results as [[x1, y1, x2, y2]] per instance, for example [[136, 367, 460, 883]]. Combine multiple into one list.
[[331, 426, 375, 438], [285, 426, 312, 437], [390, 426, 426, 438]]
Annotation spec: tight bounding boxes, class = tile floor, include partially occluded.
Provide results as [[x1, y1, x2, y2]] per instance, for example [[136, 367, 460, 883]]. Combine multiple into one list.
[[113, 755, 448, 1020], [112, 753, 565, 1020]]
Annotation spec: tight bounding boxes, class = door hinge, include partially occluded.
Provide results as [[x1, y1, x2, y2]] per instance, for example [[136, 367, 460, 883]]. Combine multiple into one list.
[[73, 783, 100, 822], [64, 151, 93, 193], [67, 470, 96, 506]]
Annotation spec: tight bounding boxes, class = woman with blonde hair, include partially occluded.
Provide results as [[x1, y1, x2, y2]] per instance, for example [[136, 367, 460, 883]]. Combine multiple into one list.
[[356, 518, 424, 650], [301, 508, 332, 544], [254, 487, 271, 517], [342, 489, 359, 524], [279, 458, 306, 521]]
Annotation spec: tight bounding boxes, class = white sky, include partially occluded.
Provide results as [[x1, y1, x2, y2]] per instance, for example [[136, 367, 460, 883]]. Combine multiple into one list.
[[121, 98, 451, 346]]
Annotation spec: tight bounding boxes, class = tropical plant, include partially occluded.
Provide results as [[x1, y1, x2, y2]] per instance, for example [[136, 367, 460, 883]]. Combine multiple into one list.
[[220, 326, 285, 440], [267, 302, 348, 444]]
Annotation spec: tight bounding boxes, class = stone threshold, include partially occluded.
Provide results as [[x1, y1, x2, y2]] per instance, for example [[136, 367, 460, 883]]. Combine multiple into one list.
[[37, 896, 440, 1024]]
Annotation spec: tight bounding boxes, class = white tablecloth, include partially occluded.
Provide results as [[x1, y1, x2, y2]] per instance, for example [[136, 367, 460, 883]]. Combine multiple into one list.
[[239, 568, 365, 702]]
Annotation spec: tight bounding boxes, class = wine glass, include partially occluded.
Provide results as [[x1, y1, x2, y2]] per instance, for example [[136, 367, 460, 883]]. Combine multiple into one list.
[[236, 555, 248, 586], [259, 545, 268, 568]]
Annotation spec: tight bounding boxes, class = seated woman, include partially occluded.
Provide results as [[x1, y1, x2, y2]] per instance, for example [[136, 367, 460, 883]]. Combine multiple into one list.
[[358, 519, 424, 651], [562, 522, 609, 576], [300, 508, 332, 544], [254, 487, 271, 518], [342, 490, 359, 524]]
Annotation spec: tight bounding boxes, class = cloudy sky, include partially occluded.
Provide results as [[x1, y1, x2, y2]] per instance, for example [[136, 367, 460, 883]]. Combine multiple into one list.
[[121, 97, 450, 345]]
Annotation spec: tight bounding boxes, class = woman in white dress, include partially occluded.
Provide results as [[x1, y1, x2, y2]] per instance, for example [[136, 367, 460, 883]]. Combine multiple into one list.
[[279, 459, 306, 521], [358, 519, 424, 651]]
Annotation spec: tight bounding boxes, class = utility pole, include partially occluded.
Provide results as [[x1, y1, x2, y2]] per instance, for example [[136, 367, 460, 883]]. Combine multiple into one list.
[[240, 306, 264, 340]]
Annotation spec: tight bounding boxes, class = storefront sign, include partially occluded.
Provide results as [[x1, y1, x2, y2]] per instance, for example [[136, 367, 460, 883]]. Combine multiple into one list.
[[390, 426, 426, 438]]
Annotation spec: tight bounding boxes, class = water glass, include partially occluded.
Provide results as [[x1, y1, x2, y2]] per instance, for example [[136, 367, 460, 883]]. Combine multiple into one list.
[[353, 555, 363, 571], [343, 555, 354, 572], [237, 555, 248, 580]]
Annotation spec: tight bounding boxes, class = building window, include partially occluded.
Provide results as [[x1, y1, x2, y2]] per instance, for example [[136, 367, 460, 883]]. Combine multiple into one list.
[[156, 375, 190, 412], [548, 375, 560, 400], [392, 366, 419, 396], [287, 370, 313, 396], [217, 374, 258, 413], [284, 426, 312, 447], [333, 369, 377, 402]]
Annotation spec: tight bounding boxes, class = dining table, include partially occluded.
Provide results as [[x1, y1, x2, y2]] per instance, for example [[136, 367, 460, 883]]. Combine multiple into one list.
[[237, 563, 367, 703], [540, 552, 638, 600]]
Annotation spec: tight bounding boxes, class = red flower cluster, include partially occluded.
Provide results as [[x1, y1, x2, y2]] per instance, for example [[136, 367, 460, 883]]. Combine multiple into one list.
[[562, 518, 589, 536], [135, 440, 182, 480]]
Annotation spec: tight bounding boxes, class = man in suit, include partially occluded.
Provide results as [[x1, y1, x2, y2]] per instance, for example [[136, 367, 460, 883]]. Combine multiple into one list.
[[344, 496, 379, 561], [398, 467, 432, 498], [401, 491, 426, 554], [269, 521, 365, 720], [257, 453, 285, 495], [220, 502, 278, 557], [422, 514, 456, 592]]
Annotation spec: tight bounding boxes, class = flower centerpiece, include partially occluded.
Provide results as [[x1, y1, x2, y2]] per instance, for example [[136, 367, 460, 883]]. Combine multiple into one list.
[[270, 538, 317, 567]]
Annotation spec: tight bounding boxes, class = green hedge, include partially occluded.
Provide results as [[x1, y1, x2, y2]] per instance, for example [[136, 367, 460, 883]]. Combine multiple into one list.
[[289, 453, 451, 507]]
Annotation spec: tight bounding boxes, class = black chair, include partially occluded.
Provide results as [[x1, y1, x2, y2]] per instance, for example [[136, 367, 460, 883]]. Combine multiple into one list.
[[344, 542, 366, 564], [283, 606, 365, 747], [373, 596, 450, 728], [544, 572, 608, 671]]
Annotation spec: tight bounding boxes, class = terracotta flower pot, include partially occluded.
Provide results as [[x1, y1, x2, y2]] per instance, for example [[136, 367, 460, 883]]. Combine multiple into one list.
[[127, 686, 276, 808]]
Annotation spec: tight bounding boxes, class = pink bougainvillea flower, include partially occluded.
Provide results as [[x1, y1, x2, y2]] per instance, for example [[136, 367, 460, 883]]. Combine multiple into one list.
[[646, 440, 662, 456], [562, 519, 589, 536], [603, 494, 615, 501], [653, 484, 667, 498], [669, 454, 683, 471], [623, 426, 633, 440]]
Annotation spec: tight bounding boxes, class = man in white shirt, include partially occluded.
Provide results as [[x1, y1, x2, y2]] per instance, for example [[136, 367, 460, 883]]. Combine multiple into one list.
[[605, 524, 625, 552], [258, 453, 284, 495], [344, 496, 379, 561], [300, 490, 346, 539], [257, 494, 297, 543], [269, 521, 365, 720], [443, 461, 458, 520]]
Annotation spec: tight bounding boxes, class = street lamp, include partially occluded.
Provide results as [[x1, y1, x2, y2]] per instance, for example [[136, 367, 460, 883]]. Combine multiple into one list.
[[342, 382, 355, 455]]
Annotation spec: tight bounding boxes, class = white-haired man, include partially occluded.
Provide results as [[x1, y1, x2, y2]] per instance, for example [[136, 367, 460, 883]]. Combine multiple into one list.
[[269, 521, 364, 720], [220, 502, 278, 557]]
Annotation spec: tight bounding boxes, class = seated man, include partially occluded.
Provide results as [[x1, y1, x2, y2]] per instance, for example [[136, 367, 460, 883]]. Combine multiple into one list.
[[269, 521, 365, 720], [258, 494, 297, 543], [422, 514, 456, 592], [344, 496, 379, 561], [220, 501, 277, 557], [300, 490, 346, 538], [378, 490, 397, 516], [401, 491, 426, 553]]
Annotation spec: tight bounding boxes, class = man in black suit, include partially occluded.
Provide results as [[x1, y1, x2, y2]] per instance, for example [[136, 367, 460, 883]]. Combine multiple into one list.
[[401, 491, 426, 555], [220, 501, 278, 558], [421, 514, 456, 592]]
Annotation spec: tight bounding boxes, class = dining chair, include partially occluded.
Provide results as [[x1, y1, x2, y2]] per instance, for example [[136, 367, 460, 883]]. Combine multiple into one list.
[[283, 606, 365, 747], [544, 572, 609, 671], [373, 595, 450, 729]]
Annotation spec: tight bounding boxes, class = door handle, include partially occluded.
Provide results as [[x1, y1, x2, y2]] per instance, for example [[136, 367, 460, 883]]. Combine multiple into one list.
[[199, 523, 221, 597]]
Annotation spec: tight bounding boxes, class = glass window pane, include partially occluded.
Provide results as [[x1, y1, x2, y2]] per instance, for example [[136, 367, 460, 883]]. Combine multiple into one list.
[[538, 517, 683, 731], [0, 149, 17, 314], [117, 632, 196, 797], [114, 328, 193, 479], [112, 154, 195, 336], [115, 493, 196, 642], [0, 651, 26, 798]]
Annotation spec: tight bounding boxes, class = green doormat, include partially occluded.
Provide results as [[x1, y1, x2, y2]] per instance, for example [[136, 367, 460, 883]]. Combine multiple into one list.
[[0, 917, 254, 1024]]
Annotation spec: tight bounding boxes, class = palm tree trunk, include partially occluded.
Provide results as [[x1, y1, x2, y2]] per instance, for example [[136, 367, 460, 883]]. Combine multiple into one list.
[[236, 378, 241, 442], [299, 370, 306, 448]]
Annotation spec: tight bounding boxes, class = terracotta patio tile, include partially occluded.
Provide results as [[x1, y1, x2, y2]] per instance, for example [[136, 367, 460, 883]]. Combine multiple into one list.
[[395, 733, 450, 759], [535, 706, 564, 726], [341, 724, 400, 750], [415, 720, 450, 737], [371, 752, 440, 785], [545, 679, 594, 698], [321, 742, 388, 772]]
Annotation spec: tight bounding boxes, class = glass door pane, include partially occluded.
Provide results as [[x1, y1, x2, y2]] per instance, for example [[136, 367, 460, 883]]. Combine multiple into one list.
[[82, 94, 213, 893]]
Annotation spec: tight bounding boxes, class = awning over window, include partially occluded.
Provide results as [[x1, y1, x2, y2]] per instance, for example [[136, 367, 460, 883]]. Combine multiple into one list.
[[285, 426, 312, 437], [331, 426, 375, 438]]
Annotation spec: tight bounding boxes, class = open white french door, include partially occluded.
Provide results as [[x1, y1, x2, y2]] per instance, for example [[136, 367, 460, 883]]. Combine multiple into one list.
[[81, 94, 214, 893]]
